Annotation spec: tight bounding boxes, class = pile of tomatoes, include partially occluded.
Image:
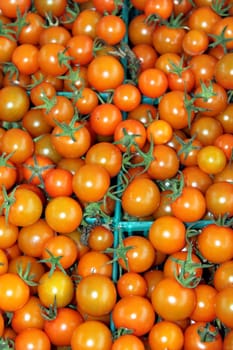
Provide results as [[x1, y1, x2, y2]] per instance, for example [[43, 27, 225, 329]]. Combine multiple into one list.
[[0, 0, 233, 349]]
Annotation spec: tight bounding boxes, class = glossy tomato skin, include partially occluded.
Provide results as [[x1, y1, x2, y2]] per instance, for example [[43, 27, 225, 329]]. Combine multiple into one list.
[[151, 277, 196, 321], [205, 182, 233, 217], [14, 328, 51, 350], [0, 86, 30, 122], [44, 307, 84, 346], [90, 103, 123, 137], [171, 186, 207, 222], [75, 251, 112, 278], [72, 164, 110, 203], [0, 273, 30, 312], [41, 234, 78, 270], [38, 271, 74, 308], [17, 219, 55, 257], [45, 196, 83, 234], [85, 142, 122, 178], [1, 128, 34, 164], [6, 188, 43, 227], [114, 119, 147, 152], [34, 0, 67, 17], [149, 216, 186, 254], [183, 322, 223, 350], [8, 255, 45, 295], [122, 178, 160, 218], [128, 14, 154, 46], [76, 274, 117, 317], [158, 91, 195, 129], [190, 284, 217, 323], [38, 43, 71, 76], [87, 55, 125, 92], [71, 320, 113, 350], [215, 52, 233, 90], [112, 295, 155, 336], [148, 144, 180, 180], [118, 235, 156, 273], [44, 168, 73, 198], [197, 224, 233, 263], [148, 321, 184, 350], [51, 121, 91, 158], [0, 0, 31, 18], [112, 334, 145, 350], [116, 271, 148, 298], [214, 260, 233, 291], [11, 296, 45, 333], [0, 215, 19, 249]]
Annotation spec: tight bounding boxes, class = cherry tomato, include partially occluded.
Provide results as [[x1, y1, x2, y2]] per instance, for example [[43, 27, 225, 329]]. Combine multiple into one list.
[[149, 216, 186, 254], [0, 86, 30, 122], [17, 219, 55, 257], [38, 271, 74, 308], [183, 322, 223, 350], [44, 307, 83, 347], [0, 273, 30, 312], [96, 15, 126, 45], [38, 43, 71, 76], [44, 168, 73, 197], [122, 178, 160, 218], [205, 181, 233, 217], [197, 224, 233, 263], [113, 83, 141, 112], [0, 0, 31, 18], [72, 164, 110, 203], [114, 119, 147, 152], [197, 145, 227, 175], [138, 68, 168, 99], [76, 274, 117, 316], [118, 235, 156, 273], [71, 320, 112, 350], [112, 334, 145, 350], [148, 321, 184, 350], [190, 284, 217, 322], [14, 328, 51, 350], [214, 260, 233, 291], [12, 44, 39, 75], [144, 0, 173, 19], [215, 53, 233, 90], [87, 55, 125, 92], [112, 295, 155, 336], [11, 296, 45, 333], [51, 120, 91, 158], [1, 128, 34, 164], [75, 251, 112, 278], [171, 186, 206, 222], [4, 187, 43, 227], [151, 277, 196, 321], [45, 196, 83, 234], [90, 103, 123, 136], [117, 271, 148, 298]]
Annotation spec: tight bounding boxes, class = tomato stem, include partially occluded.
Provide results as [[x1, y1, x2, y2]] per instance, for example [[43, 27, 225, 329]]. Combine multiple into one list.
[[211, 0, 231, 16], [176, 134, 201, 160], [103, 230, 134, 272], [53, 113, 84, 142], [171, 243, 213, 288], [39, 249, 67, 277], [40, 297, 58, 321], [60, 1, 80, 25], [16, 262, 38, 287], [0, 186, 17, 224], [208, 26, 233, 54], [197, 323, 219, 343]]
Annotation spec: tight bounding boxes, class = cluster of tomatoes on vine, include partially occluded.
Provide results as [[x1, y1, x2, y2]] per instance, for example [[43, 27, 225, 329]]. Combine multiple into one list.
[[0, 0, 233, 349]]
